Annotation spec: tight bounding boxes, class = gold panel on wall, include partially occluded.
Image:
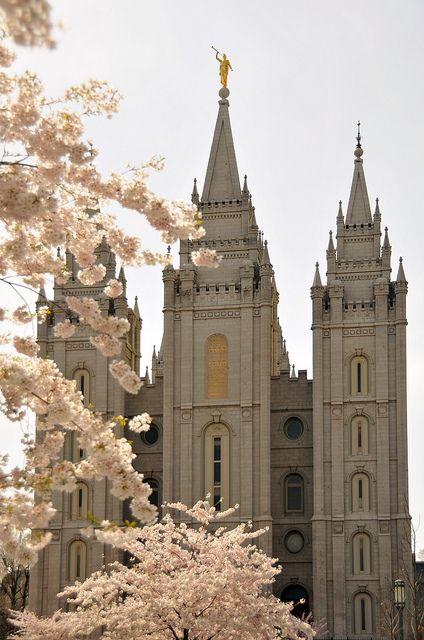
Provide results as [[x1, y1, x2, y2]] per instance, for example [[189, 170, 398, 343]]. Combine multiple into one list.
[[207, 334, 228, 398]]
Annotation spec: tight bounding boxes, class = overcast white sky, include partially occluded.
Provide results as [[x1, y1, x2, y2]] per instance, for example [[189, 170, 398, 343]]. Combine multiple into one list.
[[5, 0, 424, 551]]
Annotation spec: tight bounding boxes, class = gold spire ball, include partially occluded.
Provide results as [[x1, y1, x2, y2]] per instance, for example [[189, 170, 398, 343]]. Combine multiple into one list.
[[211, 46, 233, 96]]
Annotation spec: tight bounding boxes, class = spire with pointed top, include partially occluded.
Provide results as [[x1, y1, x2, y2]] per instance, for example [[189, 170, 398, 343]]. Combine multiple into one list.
[[346, 123, 372, 225], [396, 257, 407, 283], [37, 284, 46, 304], [312, 262, 322, 287], [242, 174, 250, 197], [133, 295, 140, 317], [374, 197, 381, 218], [337, 200, 344, 220], [262, 239, 271, 266], [191, 178, 199, 205], [145, 366, 150, 385], [201, 89, 241, 202], [291, 364, 296, 378], [383, 226, 391, 250], [327, 230, 335, 252]]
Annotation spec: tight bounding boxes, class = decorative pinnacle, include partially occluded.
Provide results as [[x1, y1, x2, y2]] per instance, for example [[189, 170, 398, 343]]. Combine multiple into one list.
[[354, 120, 364, 159]]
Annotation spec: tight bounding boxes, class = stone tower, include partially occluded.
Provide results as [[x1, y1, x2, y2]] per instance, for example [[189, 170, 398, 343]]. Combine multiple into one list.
[[29, 237, 141, 615], [158, 86, 280, 551], [311, 132, 412, 635]]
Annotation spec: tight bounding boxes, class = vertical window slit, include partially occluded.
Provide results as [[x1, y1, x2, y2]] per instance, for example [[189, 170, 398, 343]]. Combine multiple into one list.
[[213, 437, 221, 511]]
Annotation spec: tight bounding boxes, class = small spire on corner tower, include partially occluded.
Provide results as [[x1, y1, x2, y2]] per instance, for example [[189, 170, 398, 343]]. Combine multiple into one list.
[[337, 200, 344, 220], [383, 226, 391, 250], [327, 230, 335, 252], [191, 178, 199, 205], [262, 239, 271, 266], [396, 257, 407, 283], [242, 174, 250, 197], [374, 197, 381, 217], [312, 262, 322, 287]]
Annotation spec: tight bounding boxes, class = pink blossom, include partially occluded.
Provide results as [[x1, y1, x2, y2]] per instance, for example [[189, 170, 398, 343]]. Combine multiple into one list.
[[53, 319, 76, 338], [128, 413, 151, 433], [13, 336, 39, 357], [109, 360, 142, 394], [78, 264, 106, 285], [104, 278, 123, 298], [90, 334, 121, 356], [191, 248, 221, 268]]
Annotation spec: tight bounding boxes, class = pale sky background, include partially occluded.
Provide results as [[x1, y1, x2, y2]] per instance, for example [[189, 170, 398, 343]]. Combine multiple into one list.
[[4, 0, 424, 551]]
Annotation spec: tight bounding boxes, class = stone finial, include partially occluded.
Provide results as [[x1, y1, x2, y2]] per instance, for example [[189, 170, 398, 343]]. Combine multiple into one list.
[[375, 197, 381, 217], [133, 295, 140, 317], [262, 239, 271, 266], [145, 366, 150, 385], [383, 226, 391, 250], [242, 174, 250, 196], [312, 262, 322, 287], [191, 178, 199, 205], [396, 256, 407, 283], [291, 364, 296, 378], [337, 200, 344, 220], [327, 230, 335, 252]]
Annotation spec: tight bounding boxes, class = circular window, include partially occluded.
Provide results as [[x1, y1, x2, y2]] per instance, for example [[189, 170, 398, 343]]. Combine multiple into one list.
[[284, 417, 304, 440], [141, 424, 159, 446], [284, 530, 304, 554]]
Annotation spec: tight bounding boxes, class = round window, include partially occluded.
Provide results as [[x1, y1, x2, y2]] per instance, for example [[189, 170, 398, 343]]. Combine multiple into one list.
[[284, 417, 304, 440], [141, 424, 159, 446], [284, 530, 304, 554]]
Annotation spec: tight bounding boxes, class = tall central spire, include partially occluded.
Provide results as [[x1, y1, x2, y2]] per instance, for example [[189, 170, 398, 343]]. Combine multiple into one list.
[[345, 122, 372, 225], [201, 87, 241, 202]]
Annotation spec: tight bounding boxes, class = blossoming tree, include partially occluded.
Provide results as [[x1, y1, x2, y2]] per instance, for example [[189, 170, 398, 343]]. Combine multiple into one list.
[[11, 500, 314, 640], [0, 0, 219, 572]]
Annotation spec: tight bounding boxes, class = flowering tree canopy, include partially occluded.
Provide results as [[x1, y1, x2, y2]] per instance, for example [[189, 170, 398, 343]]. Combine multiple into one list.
[[0, 0, 220, 572], [11, 501, 314, 640]]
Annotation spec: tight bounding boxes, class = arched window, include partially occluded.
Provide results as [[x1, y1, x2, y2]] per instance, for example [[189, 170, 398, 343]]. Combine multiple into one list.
[[74, 369, 90, 405], [352, 473, 370, 512], [70, 432, 85, 464], [352, 532, 371, 574], [351, 416, 369, 455], [70, 482, 88, 520], [285, 474, 304, 513], [353, 592, 373, 634], [204, 423, 230, 511], [69, 540, 87, 582], [351, 356, 368, 395], [281, 585, 310, 618], [145, 478, 160, 509], [206, 334, 228, 399]]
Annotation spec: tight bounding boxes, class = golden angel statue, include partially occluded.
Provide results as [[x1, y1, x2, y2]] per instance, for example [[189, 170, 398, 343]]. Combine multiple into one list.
[[212, 47, 233, 87]]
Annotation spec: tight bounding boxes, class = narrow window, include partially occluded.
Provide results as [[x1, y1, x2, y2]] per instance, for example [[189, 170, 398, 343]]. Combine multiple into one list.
[[285, 474, 304, 513], [213, 436, 222, 511], [145, 478, 160, 508], [357, 362, 362, 393], [358, 479, 363, 500], [71, 483, 88, 520], [357, 423, 362, 449], [352, 474, 370, 512], [352, 417, 369, 455], [79, 374, 85, 397], [69, 540, 87, 582], [360, 598, 366, 630], [76, 548, 81, 578], [204, 424, 230, 511], [359, 538, 364, 572]]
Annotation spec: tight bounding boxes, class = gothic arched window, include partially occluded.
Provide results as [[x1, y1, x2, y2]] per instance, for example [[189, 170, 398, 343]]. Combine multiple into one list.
[[145, 478, 160, 509], [70, 482, 88, 520], [280, 585, 310, 619], [352, 473, 370, 512], [69, 539, 87, 582], [351, 356, 368, 396], [206, 334, 228, 399], [204, 423, 230, 511], [353, 592, 373, 634], [352, 532, 371, 574], [74, 369, 90, 405], [285, 474, 304, 513], [351, 416, 369, 455]]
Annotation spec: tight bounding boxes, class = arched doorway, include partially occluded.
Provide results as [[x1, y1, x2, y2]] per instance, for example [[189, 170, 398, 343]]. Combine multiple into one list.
[[280, 584, 310, 618]]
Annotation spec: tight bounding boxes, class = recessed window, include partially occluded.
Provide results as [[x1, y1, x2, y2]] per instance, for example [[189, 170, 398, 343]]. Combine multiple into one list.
[[141, 424, 159, 446], [353, 592, 373, 634], [204, 423, 230, 511], [145, 478, 159, 508], [284, 417, 304, 440], [285, 474, 304, 512], [284, 530, 304, 554]]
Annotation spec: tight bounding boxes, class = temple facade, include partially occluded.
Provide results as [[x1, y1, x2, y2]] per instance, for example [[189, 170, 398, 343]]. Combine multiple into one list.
[[29, 86, 412, 637]]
